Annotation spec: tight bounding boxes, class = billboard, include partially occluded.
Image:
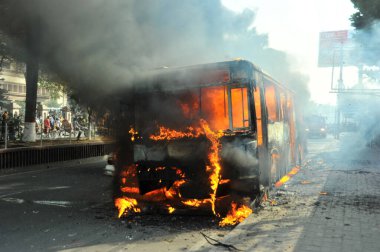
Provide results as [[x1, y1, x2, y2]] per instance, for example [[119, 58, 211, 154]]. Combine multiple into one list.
[[318, 30, 356, 67]]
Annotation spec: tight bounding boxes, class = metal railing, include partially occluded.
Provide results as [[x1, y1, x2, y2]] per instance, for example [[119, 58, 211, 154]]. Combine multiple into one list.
[[0, 142, 115, 170], [1, 120, 115, 149]]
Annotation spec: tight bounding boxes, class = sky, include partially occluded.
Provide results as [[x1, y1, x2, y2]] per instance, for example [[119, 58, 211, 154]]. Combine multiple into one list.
[[221, 0, 357, 105]]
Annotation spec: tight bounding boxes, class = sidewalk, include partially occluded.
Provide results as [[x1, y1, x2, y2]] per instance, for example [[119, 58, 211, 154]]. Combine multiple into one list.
[[0, 136, 114, 149], [194, 134, 380, 252]]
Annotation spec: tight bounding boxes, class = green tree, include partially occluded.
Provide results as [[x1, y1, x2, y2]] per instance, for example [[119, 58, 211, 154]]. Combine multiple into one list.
[[0, 33, 11, 71], [38, 69, 68, 100], [0, 1, 42, 141], [351, 0, 380, 67], [0, 88, 10, 110], [351, 0, 380, 29], [44, 98, 60, 109]]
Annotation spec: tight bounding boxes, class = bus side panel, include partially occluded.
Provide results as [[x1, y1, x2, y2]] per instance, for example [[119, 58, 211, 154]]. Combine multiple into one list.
[[253, 72, 271, 189]]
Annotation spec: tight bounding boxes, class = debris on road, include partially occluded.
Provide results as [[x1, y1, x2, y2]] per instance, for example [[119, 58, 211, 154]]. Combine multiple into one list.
[[200, 232, 241, 251], [300, 180, 312, 184]]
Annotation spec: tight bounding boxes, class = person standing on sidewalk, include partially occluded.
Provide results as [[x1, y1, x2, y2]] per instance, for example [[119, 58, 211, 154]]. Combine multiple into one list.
[[50, 116, 55, 130], [74, 118, 84, 141], [1, 111, 9, 140], [55, 117, 62, 137], [43, 116, 51, 138]]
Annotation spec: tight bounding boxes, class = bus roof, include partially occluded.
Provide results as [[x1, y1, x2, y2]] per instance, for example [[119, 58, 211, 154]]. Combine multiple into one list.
[[135, 59, 291, 93]]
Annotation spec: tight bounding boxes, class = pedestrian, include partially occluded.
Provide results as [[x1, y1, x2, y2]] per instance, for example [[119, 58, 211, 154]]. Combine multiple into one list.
[[1, 111, 9, 140], [7, 114, 15, 141], [13, 114, 21, 139], [44, 116, 51, 137], [75, 119, 83, 141], [55, 117, 62, 136], [62, 118, 72, 137], [35, 116, 41, 134], [50, 116, 55, 129]]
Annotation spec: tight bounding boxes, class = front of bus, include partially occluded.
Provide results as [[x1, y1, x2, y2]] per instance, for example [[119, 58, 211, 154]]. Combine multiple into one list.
[[115, 60, 260, 217]]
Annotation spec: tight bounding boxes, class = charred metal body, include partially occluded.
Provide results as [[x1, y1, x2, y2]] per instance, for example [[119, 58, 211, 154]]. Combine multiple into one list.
[[115, 60, 304, 213], [132, 135, 260, 199]]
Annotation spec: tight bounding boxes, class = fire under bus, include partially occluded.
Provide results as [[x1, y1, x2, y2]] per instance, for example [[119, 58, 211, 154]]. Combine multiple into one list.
[[115, 60, 304, 226]]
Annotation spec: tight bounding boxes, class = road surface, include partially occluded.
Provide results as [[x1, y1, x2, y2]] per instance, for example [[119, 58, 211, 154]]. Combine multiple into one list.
[[2, 133, 377, 252], [0, 160, 230, 252]]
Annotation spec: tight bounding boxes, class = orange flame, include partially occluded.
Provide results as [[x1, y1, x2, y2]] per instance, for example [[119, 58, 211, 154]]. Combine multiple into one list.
[[199, 119, 223, 215], [181, 199, 210, 208], [118, 120, 226, 218], [120, 186, 140, 194], [168, 206, 176, 214], [219, 202, 253, 227], [219, 179, 230, 184], [129, 127, 138, 141], [164, 179, 186, 199], [115, 197, 141, 218], [149, 126, 203, 141], [179, 100, 199, 119], [149, 119, 223, 215]]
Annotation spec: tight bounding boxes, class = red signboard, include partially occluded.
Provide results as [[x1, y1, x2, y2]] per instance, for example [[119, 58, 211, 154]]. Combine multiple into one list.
[[318, 30, 354, 67], [320, 30, 348, 45]]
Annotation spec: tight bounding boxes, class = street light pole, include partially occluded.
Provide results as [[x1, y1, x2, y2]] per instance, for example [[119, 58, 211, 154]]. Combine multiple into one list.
[[335, 43, 345, 140]]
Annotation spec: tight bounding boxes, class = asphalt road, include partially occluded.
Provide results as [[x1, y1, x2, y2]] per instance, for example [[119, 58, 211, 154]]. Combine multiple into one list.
[[199, 133, 380, 252], [2, 134, 366, 252], [0, 159, 230, 252]]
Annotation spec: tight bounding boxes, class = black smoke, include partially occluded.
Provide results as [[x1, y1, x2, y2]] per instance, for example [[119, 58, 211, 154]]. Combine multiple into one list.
[[0, 0, 309, 109]]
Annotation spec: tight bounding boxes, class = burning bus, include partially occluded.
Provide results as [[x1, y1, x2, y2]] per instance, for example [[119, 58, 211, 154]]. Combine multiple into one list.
[[114, 60, 304, 223]]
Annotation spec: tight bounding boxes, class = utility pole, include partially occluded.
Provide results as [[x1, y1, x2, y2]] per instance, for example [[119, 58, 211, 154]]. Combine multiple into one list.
[[335, 43, 345, 140]]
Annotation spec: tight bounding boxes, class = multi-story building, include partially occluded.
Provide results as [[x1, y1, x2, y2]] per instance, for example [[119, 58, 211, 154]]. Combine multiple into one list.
[[0, 61, 50, 116]]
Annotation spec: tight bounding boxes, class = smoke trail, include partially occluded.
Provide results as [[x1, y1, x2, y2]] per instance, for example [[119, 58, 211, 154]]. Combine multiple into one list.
[[0, 0, 310, 108]]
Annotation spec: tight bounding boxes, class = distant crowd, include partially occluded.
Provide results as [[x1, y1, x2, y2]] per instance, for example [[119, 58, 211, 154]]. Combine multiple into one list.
[[1, 111, 22, 141], [1, 111, 87, 141], [36, 115, 86, 140]]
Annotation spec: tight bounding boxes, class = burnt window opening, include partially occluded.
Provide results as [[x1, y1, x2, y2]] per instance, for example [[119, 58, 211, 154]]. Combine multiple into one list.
[[200, 85, 229, 131], [264, 80, 288, 123], [229, 87, 249, 129], [134, 83, 252, 137]]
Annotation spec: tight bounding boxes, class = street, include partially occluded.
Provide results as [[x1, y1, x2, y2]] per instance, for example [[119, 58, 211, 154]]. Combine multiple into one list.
[[1, 133, 379, 252], [199, 133, 380, 252], [0, 159, 231, 252]]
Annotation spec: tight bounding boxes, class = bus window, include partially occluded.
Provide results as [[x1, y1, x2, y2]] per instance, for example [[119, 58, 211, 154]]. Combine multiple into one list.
[[201, 86, 229, 131], [280, 93, 286, 121], [231, 87, 249, 128], [254, 86, 263, 146], [265, 85, 278, 122]]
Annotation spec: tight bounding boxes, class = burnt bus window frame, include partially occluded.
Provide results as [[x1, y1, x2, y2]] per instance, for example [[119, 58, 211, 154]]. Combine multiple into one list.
[[132, 59, 261, 134], [227, 83, 251, 130], [263, 77, 282, 123], [186, 81, 253, 131], [133, 81, 253, 134], [248, 80, 257, 134], [199, 84, 229, 130]]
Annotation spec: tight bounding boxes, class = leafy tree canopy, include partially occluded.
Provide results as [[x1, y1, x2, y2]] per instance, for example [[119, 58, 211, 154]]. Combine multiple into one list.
[[0, 88, 10, 110], [38, 68, 69, 100], [351, 0, 380, 29], [351, 0, 380, 67]]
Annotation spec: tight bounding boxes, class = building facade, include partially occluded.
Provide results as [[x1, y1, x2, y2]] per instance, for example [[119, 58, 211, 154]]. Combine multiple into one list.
[[1, 61, 51, 116]]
